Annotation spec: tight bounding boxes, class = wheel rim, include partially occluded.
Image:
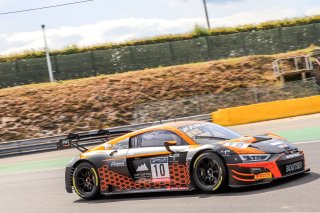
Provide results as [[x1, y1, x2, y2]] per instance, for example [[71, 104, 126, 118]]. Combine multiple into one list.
[[76, 167, 95, 193], [196, 157, 221, 186]]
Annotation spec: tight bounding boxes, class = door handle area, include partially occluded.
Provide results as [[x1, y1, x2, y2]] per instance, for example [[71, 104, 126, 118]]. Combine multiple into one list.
[[110, 150, 118, 156]]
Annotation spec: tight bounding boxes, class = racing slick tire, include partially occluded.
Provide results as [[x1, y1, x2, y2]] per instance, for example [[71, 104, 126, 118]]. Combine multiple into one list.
[[73, 162, 101, 200], [192, 152, 227, 193]]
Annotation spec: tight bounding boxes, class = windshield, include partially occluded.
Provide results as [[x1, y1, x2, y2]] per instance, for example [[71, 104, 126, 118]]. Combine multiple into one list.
[[179, 122, 242, 144]]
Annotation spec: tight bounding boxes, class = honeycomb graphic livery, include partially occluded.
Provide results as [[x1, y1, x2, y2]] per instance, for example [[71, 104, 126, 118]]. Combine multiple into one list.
[[98, 162, 190, 192]]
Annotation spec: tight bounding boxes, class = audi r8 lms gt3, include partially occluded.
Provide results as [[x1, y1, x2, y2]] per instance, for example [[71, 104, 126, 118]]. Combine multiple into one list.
[[57, 121, 310, 200]]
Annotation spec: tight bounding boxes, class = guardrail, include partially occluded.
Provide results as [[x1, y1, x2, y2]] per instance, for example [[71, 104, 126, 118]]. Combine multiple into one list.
[[0, 114, 210, 158]]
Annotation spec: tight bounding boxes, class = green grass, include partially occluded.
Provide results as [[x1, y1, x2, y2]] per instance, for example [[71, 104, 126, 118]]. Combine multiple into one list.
[[275, 126, 320, 142], [1, 15, 320, 63], [0, 157, 72, 174]]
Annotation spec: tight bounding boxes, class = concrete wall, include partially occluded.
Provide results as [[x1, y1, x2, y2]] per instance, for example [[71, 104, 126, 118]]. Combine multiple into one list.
[[212, 95, 320, 126]]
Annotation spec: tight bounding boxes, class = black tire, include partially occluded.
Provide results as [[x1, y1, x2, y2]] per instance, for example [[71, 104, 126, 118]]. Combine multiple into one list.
[[73, 162, 100, 200], [192, 152, 227, 193]]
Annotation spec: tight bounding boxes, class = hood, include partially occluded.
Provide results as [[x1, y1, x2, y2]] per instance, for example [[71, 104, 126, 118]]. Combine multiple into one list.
[[222, 134, 298, 154]]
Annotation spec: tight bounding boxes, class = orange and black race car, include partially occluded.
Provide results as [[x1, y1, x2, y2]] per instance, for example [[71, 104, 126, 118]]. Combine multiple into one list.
[[58, 121, 310, 200]]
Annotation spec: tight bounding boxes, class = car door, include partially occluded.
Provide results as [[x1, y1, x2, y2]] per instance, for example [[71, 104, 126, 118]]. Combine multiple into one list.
[[126, 130, 190, 189], [100, 138, 131, 177]]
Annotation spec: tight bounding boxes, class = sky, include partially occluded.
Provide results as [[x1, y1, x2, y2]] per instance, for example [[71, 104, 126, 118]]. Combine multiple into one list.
[[0, 0, 319, 55]]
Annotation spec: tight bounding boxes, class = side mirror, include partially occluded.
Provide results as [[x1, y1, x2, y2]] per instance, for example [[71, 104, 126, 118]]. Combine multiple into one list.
[[164, 140, 177, 153]]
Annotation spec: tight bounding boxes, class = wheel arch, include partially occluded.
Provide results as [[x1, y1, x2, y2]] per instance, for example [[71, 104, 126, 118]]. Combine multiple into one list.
[[72, 159, 95, 169]]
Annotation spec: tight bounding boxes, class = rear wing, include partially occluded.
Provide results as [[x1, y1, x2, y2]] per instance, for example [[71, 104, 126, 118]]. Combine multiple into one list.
[[56, 129, 132, 152]]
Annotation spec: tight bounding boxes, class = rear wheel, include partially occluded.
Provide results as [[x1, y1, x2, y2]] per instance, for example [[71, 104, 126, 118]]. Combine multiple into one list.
[[192, 152, 227, 193], [73, 162, 100, 200]]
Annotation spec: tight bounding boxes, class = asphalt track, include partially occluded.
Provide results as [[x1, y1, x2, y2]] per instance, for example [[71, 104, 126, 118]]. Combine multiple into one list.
[[1, 114, 320, 213]]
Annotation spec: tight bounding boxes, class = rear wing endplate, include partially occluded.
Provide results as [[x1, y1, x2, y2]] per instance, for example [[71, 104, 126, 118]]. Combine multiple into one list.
[[56, 129, 132, 152]]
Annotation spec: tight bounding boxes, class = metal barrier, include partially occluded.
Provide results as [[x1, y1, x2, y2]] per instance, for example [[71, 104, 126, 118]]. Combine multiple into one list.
[[0, 114, 210, 158], [272, 55, 313, 77]]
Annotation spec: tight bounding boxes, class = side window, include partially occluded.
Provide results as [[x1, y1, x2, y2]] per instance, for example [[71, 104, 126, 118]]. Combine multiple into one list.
[[112, 138, 129, 150], [136, 130, 187, 148]]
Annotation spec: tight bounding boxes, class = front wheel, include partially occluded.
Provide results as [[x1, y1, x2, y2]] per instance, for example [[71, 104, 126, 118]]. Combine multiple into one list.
[[73, 162, 100, 200], [192, 152, 227, 193]]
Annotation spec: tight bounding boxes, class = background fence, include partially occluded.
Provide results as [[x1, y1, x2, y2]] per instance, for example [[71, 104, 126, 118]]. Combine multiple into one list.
[[1, 23, 320, 88], [133, 78, 320, 123]]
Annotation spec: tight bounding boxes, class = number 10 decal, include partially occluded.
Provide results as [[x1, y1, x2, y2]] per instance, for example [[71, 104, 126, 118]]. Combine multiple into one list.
[[150, 157, 170, 179]]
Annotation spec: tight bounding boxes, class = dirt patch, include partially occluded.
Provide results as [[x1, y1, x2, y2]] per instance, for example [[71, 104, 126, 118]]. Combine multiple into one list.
[[0, 48, 314, 141]]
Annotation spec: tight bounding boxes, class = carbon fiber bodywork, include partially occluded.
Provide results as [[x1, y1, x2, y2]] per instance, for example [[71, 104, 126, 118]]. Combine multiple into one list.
[[64, 121, 309, 195]]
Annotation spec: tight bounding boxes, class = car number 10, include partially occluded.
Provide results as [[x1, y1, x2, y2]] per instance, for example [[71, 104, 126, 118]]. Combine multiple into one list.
[[150, 157, 170, 178]]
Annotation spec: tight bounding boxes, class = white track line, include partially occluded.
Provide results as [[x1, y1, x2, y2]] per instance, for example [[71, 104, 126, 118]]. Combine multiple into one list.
[[293, 140, 320, 144], [0, 167, 64, 176]]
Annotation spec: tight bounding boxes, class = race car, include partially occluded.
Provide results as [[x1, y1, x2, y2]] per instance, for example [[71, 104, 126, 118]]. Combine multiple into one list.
[[58, 121, 310, 200]]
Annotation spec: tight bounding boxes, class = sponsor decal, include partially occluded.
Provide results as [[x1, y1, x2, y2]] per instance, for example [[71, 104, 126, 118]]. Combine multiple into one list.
[[250, 168, 262, 173], [285, 153, 301, 159], [152, 177, 171, 183], [136, 163, 149, 172], [150, 157, 170, 179], [223, 142, 249, 149], [269, 141, 289, 149], [166, 186, 189, 190], [113, 144, 129, 150], [221, 150, 231, 156], [278, 144, 289, 148], [134, 172, 152, 179], [181, 123, 211, 138], [286, 161, 303, 173], [270, 141, 284, 146], [110, 161, 125, 167], [103, 143, 112, 150], [254, 172, 272, 180], [151, 157, 168, 164], [181, 123, 209, 133], [169, 153, 179, 162]]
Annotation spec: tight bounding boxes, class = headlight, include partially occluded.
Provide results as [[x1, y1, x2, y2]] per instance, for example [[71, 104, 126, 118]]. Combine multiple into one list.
[[239, 154, 270, 162]]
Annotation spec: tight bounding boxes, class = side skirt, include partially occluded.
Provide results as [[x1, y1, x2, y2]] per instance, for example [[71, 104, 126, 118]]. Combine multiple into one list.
[[101, 186, 196, 195]]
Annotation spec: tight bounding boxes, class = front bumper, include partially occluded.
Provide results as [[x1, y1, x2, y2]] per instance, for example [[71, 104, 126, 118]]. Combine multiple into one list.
[[227, 151, 309, 187], [65, 166, 74, 193], [64, 156, 81, 193]]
